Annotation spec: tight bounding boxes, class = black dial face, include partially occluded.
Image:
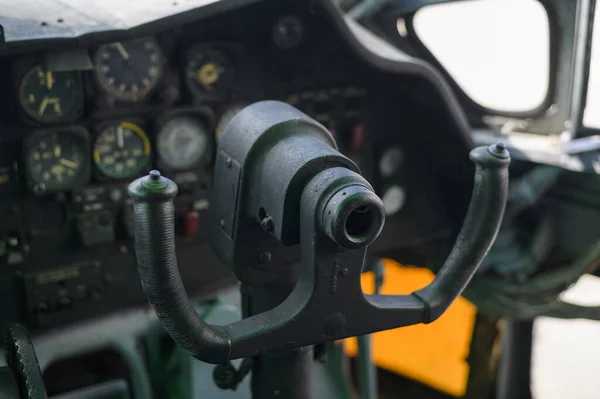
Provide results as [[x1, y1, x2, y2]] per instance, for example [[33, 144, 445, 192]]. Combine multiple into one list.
[[19, 66, 81, 123], [185, 48, 234, 99], [93, 122, 150, 179], [94, 37, 165, 102], [272, 16, 304, 49], [26, 132, 86, 191]]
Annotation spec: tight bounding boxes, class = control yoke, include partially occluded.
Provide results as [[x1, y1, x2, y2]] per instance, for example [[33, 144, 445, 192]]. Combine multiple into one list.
[[0, 324, 46, 399], [128, 101, 510, 364]]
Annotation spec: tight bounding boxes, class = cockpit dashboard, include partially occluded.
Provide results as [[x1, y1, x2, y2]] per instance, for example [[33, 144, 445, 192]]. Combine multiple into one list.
[[0, 0, 475, 335]]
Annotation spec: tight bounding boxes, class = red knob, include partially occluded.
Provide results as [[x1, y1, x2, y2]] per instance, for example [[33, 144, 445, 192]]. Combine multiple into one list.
[[182, 210, 199, 237]]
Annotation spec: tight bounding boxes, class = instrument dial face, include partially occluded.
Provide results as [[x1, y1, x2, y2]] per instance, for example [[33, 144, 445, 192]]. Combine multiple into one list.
[[19, 66, 81, 123], [272, 16, 304, 49], [93, 122, 150, 179], [379, 147, 404, 177], [157, 116, 211, 170], [185, 48, 233, 99], [94, 37, 165, 102], [26, 132, 86, 191]]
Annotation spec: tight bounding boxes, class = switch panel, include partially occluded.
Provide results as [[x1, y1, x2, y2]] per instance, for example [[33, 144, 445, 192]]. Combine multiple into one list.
[[23, 262, 104, 327]]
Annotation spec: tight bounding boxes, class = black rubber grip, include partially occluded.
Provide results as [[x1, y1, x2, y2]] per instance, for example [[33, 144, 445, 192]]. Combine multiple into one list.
[[5, 323, 46, 399], [413, 144, 510, 322], [133, 200, 231, 363]]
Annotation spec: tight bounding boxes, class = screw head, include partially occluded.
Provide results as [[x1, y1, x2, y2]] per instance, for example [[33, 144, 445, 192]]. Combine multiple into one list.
[[32, 183, 46, 195], [260, 216, 274, 232], [109, 189, 122, 202], [258, 251, 272, 264]]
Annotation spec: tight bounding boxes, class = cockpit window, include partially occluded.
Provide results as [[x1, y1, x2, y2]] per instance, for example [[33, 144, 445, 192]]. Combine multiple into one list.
[[412, 0, 550, 113], [584, 3, 600, 128]]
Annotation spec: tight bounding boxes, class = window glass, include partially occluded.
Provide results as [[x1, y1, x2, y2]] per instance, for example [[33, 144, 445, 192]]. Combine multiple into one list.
[[532, 275, 600, 399], [413, 0, 550, 112], [584, 4, 600, 128]]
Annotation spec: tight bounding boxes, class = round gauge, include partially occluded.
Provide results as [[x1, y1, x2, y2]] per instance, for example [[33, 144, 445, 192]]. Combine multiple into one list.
[[215, 104, 247, 142], [19, 66, 81, 123], [94, 37, 165, 102], [382, 185, 406, 216], [379, 147, 404, 177], [26, 132, 86, 192], [93, 122, 150, 179], [185, 47, 234, 99], [157, 116, 211, 170], [272, 16, 304, 49]]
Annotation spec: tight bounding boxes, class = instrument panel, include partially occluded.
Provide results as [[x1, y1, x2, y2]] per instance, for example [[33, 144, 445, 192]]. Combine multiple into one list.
[[14, 38, 236, 194], [10, 34, 379, 195], [0, 0, 472, 334]]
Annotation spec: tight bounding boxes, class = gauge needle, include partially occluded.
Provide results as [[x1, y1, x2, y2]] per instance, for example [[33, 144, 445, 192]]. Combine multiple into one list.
[[46, 71, 54, 90], [184, 145, 195, 161], [114, 42, 130, 60], [117, 126, 125, 149], [59, 159, 78, 169], [52, 133, 61, 157], [198, 63, 224, 91], [179, 131, 193, 159], [199, 80, 212, 92], [49, 98, 62, 114], [38, 97, 49, 116]]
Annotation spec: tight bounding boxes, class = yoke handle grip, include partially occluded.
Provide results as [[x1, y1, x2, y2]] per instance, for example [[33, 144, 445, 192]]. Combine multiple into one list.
[[412, 143, 510, 322], [129, 171, 231, 364], [129, 144, 509, 363]]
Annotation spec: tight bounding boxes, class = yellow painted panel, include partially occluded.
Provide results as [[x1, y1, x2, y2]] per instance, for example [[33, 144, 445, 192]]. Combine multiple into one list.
[[344, 259, 477, 397]]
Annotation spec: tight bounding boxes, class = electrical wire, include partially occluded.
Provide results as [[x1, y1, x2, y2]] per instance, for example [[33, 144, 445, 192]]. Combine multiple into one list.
[[459, 164, 600, 321], [465, 236, 600, 320]]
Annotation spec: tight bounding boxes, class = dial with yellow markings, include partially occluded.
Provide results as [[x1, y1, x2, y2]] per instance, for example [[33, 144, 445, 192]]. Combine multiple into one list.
[[19, 66, 81, 123], [26, 132, 85, 190], [185, 47, 233, 98], [93, 122, 150, 179]]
